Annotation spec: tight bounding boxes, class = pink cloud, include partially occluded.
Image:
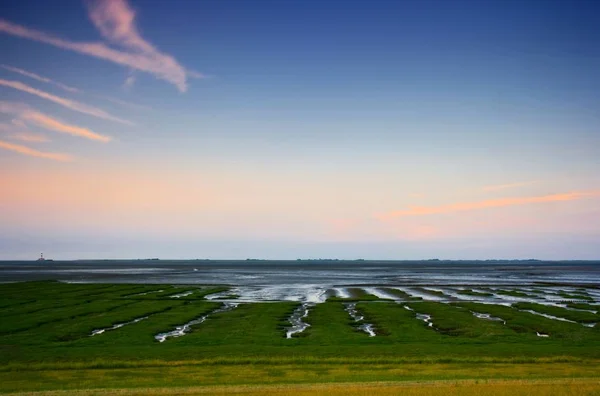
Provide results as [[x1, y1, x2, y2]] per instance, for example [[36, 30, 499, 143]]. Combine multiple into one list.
[[1, 64, 80, 93], [7, 131, 50, 143], [24, 112, 111, 143], [98, 95, 150, 110], [0, 139, 72, 161], [0, 79, 132, 125], [380, 191, 600, 219], [0, 101, 112, 142], [0, 0, 198, 92], [482, 181, 539, 192], [1, 63, 149, 110]]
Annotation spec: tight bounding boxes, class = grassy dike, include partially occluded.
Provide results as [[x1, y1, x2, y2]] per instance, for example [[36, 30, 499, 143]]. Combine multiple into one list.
[[0, 281, 599, 393]]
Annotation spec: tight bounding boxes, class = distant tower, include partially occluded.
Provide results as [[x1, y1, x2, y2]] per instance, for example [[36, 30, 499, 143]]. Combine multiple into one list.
[[38, 253, 45, 261]]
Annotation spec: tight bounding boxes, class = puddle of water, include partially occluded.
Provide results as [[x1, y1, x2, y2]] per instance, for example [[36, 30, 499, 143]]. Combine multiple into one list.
[[345, 303, 365, 322], [519, 309, 596, 328], [91, 316, 148, 336], [416, 313, 434, 327], [489, 291, 549, 305], [359, 323, 376, 336], [402, 288, 445, 301], [169, 291, 194, 298], [362, 287, 397, 300], [555, 304, 598, 314], [286, 303, 311, 338], [471, 311, 506, 325], [520, 309, 576, 324], [155, 302, 238, 342], [344, 303, 375, 336], [305, 289, 327, 303], [133, 289, 164, 296], [204, 291, 237, 300]]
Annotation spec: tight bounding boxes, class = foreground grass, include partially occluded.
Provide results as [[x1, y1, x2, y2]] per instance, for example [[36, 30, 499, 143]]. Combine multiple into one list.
[[2, 379, 599, 395], [1, 363, 599, 393]]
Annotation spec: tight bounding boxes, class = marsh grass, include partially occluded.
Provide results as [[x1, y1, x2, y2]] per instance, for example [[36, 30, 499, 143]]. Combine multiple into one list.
[[455, 289, 494, 297], [512, 302, 598, 324], [327, 288, 381, 302], [566, 302, 599, 311], [558, 291, 595, 302], [378, 288, 423, 300], [1, 282, 600, 393], [455, 302, 600, 340], [413, 288, 448, 298], [494, 290, 538, 298]]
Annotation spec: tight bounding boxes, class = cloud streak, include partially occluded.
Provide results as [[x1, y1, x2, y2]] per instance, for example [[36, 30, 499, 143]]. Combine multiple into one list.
[[1, 64, 80, 93], [0, 139, 72, 161], [98, 95, 150, 110], [0, 101, 112, 142], [0, 79, 132, 125], [482, 181, 538, 192], [2, 64, 149, 110], [0, 123, 50, 143], [24, 112, 112, 143], [380, 191, 600, 219], [9, 132, 50, 143], [0, 0, 198, 92]]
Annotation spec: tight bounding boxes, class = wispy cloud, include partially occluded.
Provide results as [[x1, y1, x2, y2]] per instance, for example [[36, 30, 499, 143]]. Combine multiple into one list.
[[0, 139, 72, 161], [24, 112, 112, 142], [0, 79, 132, 125], [2, 64, 149, 111], [0, 123, 50, 143], [1, 64, 80, 93], [482, 181, 539, 192], [380, 191, 600, 219], [0, 101, 112, 142], [9, 132, 50, 143], [98, 95, 150, 110], [122, 70, 136, 91], [0, 0, 199, 92], [11, 118, 27, 128]]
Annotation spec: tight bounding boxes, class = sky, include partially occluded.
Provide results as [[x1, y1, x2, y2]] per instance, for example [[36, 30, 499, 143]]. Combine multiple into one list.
[[1, 0, 599, 260]]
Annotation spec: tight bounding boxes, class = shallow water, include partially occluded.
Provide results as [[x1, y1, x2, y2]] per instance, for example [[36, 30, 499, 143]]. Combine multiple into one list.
[[471, 311, 506, 324], [286, 303, 311, 338], [2, 260, 599, 307], [416, 313, 434, 328], [344, 302, 376, 336], [91, 316, 148, 336], [169, 291, 193, 298], [155, 302, 238, 342]]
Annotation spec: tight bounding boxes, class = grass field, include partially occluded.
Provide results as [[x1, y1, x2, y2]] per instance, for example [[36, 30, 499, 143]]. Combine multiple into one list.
[[1, 281, 599, 394]]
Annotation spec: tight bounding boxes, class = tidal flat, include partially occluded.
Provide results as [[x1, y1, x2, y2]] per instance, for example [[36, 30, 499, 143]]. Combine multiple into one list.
[[0, 260, 599, 393]]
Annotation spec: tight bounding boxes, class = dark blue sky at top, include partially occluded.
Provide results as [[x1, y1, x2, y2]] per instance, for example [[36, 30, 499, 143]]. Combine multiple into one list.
[[3, 0, 599, 91]]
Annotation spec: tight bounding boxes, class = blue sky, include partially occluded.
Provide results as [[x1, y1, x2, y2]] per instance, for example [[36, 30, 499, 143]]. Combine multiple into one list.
[[1, 0, 599, 260]]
